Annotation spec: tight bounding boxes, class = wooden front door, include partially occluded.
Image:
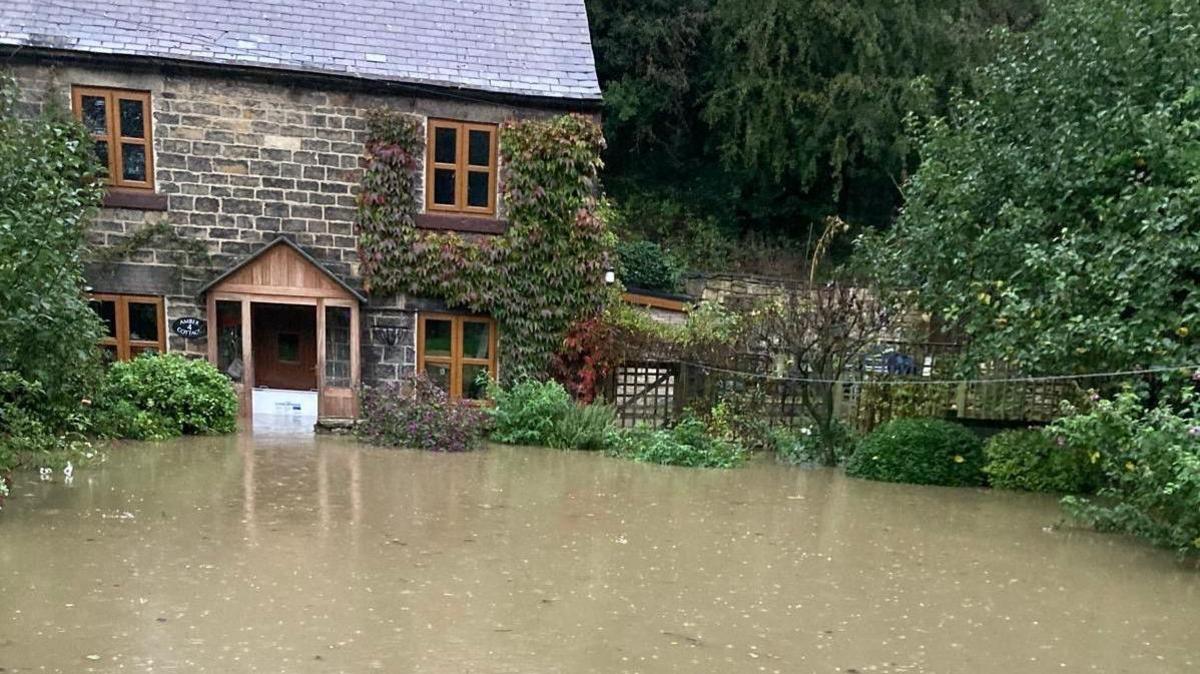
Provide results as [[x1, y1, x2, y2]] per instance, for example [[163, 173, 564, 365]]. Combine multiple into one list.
[[204, 240, 362, 421]]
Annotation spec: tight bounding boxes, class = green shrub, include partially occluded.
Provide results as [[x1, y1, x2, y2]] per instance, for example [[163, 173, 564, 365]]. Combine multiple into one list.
[[554, 403, 618, 451], [92, 354, 238, 440], [771, 420, 856, 466], [984, 428, 1103, 493], [1051, 388, 1200, 556], [488, 378, 574, 446], [488, 378, 618, 450], [846, 418, 985, 487], [616, 239, 682, 292], [611, 414, 747, 468]]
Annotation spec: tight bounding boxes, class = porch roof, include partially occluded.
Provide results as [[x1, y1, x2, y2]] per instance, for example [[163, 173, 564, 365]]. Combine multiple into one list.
[[198, 237, 366, 303]]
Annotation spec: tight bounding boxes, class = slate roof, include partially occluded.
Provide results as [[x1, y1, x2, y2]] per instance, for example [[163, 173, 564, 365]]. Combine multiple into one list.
[[0, 0, 601, 102]]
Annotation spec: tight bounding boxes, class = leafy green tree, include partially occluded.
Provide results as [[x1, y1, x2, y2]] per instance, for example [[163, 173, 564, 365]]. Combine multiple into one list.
[[704, 0, 1039, 229], [0, 75, 104, 441], [863, 0, 1200, 374]]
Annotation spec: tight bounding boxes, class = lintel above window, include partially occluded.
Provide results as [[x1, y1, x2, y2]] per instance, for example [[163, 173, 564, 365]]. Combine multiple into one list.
[[426, 119, 498, 217], [72, 85, 155, 192]]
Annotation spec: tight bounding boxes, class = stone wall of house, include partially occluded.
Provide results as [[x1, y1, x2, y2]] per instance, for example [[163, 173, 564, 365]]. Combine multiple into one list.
[[11, 59, 559, 384]]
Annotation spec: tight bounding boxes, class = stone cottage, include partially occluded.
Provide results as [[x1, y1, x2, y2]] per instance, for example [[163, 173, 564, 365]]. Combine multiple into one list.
[[1, 0, 601, 424]]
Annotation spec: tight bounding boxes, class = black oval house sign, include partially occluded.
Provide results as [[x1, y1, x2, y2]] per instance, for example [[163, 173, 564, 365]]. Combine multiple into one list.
[[172, 317, 207, 339]]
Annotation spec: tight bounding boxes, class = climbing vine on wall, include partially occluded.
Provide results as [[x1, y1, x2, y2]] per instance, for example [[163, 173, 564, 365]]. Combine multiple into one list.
[[357, 110, 614, 379]]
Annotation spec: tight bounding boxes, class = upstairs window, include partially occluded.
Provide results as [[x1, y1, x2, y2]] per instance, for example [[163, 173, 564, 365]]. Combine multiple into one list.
[[72, 86, 154, 191], [426, 119, 497, 216]]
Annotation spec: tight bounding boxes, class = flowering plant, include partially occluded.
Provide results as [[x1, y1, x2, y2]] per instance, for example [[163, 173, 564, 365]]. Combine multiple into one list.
[[358, 375, 489, 452]]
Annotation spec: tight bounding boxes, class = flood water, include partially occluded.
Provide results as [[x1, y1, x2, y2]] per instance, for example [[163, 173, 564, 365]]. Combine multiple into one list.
[[1, 435, 1197, 673]]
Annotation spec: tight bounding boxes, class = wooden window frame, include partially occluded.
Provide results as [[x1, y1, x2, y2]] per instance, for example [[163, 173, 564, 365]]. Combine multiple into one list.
[[71, 86, 155, 192], [89, 294, 167, 362], [425, 119, 498, 217], [416, 313, 498, 400]]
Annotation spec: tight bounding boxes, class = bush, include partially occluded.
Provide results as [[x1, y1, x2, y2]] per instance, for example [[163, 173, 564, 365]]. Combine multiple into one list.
[[91, 354, 238, 440], [1050, 388, 1200, 556], [616, 239, 682, 292], [983, 428, 1103, 494], [846, 418, 985, 487], [488, 378, 574, 446], [358, 375, 489, 452], [771, 420, 856, 466], [488, 378, 618, 450], [610, 414, 747, 468], [554, 403, 618, 451]]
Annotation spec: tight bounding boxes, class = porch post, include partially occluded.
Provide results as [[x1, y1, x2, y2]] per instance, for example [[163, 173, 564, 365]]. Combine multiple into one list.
[[240, 299, 253, 419], [206, 293, 217, 365], [316, 298, 327, 420], [349, 304, 361, 416]]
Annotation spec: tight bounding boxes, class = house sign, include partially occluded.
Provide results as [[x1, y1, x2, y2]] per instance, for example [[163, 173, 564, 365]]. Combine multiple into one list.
[[172, 317, 207, 339]]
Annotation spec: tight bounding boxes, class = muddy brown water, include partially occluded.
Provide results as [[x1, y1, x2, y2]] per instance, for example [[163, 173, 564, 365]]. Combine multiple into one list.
[[1, 435, 1196, 673]]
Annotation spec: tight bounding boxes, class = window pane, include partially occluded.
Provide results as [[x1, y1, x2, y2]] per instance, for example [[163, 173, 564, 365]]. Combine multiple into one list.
[[119, 98, 145, 138], [462, 364, 489, 400], [130, 345, 159, 359], [128, 302, 158, 341], [433, 168, 456, 206], [121, 143, 147, 182], [324, 306, 352, 387], [425, 362, 451, 393], [81, 95, 107, 134], [278, 333, 300, 362], [468, 129, 491, 166], [423, 319, 452, 357], [462, 321, 490, 359], [467, 171, 489, 208], [93, 141, 110, 177], [434, 127, 457, 164], [216, 300, 243, 381], [100, 344, 119, 364], [89, 300, 117, 338]]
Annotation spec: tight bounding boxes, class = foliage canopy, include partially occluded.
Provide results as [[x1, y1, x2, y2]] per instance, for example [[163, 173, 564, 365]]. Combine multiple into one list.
[[863, 0, 1200, 374]]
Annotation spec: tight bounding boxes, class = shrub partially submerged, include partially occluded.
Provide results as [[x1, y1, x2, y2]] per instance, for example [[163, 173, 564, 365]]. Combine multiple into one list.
[[488, 378, 617, 450], [1050, 388, 1200, 556], [358, 375, 488, 452], [984, 428, 1103, 494], [92, 354, 238, 440], [846, 418, 985, 487], [611, 414, 747, 469]]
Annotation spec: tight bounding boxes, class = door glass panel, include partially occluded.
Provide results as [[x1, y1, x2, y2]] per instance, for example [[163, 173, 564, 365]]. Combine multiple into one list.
[[119, 98, 145, 138], [434, 127, 457, 164], [467, 171, 489, 208], [468, 129, 490, 166], [425, 362, 451, 393], [462, 321, 490, 359], [433, 168, 456, 205], [121, 143, 147, 182], [93, 141, 110, 177], [277, 333, 300, 362], [325, 306, 352, 387], [216, 301, 243, 381], [423, 319, 452, 357], [462, 364, 489, 400], [89, 299, 117, 338], [127, 302, 158, 341], [81, 95, 107, 134]]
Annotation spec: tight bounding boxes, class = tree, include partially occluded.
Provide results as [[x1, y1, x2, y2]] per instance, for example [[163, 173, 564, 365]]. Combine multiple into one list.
[[862, 0, 1200, 374], [0, 75, 104, 445], [704, 0, 1040, 230]]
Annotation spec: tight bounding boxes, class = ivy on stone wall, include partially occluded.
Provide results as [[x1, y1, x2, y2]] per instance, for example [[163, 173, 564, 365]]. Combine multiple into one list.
[[357, 110, 614, 379]]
